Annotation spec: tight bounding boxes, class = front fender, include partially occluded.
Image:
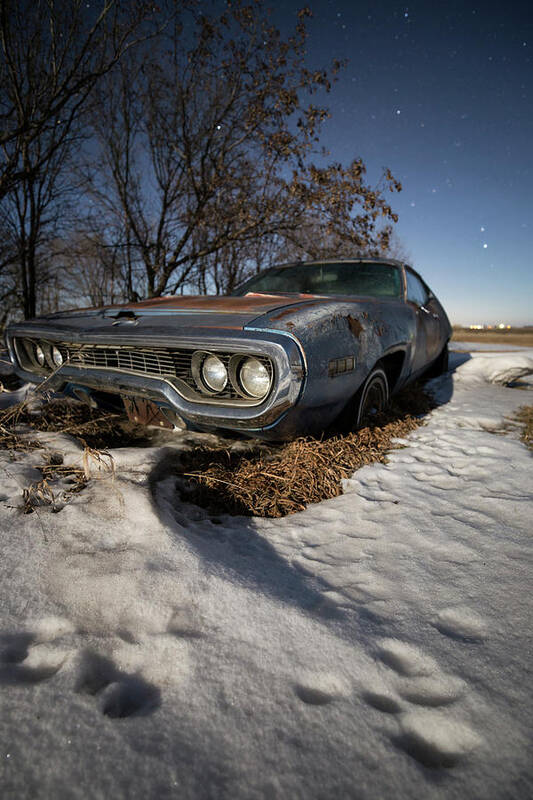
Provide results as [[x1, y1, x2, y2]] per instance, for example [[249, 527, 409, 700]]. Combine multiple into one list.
[[247, 298, 416, 420]]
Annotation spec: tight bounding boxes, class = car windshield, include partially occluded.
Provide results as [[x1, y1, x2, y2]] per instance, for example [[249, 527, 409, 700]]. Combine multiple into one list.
[[234, 261, 402, 298]]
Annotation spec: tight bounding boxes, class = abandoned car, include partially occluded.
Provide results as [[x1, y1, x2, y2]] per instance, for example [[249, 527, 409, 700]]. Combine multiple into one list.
[[6, 259, 451, 440]]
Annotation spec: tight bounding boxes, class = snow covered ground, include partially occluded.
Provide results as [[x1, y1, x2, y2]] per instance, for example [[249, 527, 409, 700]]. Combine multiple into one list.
[[1, 347, 532, 799], [451, 341, 532, 352]]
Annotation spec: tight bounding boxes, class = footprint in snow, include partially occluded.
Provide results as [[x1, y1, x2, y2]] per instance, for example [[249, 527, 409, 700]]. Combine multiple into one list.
[[432, 607, 488, 642], [294, 672, 351, 706], [1, 618, 162, 718], [377, 638, 438, 677], [376, 639, 466, 707], [0, 619, 74, 684], [362, 638, 482, 767], [396, 675, 467, 707], [76, 650, 160, 718], [361, 689, 403, 714], [395, 710, 483, 768]]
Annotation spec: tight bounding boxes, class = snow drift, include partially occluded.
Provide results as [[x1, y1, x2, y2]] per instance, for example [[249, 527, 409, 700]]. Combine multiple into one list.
[[0, 348, 532, 799]]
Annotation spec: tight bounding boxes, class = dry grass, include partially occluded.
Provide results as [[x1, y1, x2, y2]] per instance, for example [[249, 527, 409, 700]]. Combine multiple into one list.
[[515, 406, 533, 451], [0, 396, 128, 513], [2, 383, 435, 518], [0, 397, 147, 452], [19, 442, 117, 515], [177, 384, 435, 518], [452, 327, 533, 347], [21, 479, 57, 514]]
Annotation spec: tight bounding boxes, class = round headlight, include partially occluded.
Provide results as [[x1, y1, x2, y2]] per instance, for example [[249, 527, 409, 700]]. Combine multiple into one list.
[[35, 343, 45, 366], [201, 355, 227, 393], [51, 346, 63, 367], [238, 357, 271, 399]]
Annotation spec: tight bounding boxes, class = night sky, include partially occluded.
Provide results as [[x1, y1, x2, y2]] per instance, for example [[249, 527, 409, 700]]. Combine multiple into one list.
[[274, 0, 532, 325]]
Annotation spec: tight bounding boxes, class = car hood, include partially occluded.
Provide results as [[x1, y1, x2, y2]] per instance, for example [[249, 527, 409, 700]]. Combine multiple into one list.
[[119, 293, 312, 315], [115, 293, 326, 329], [19, 293, 328, 335]]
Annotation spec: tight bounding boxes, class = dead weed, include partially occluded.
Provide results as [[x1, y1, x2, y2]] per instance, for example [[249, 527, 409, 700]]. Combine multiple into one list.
[[515, 406, 533, 451], [2, 383, 436, 519], [177, 384, 434, 518], [22, 479, 56, 514], [0, 397, 147, 451], [20, 445, 117, 514]]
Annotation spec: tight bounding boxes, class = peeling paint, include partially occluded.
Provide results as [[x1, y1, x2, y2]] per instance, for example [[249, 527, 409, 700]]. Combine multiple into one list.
[[346, 315, 364, 338]]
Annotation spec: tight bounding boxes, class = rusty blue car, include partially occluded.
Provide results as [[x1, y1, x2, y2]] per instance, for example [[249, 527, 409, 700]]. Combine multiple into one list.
[[5, 258, 451, 439]]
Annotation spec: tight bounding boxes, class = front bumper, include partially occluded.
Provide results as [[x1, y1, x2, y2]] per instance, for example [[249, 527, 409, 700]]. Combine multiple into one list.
[[6, 326, 305, 435]]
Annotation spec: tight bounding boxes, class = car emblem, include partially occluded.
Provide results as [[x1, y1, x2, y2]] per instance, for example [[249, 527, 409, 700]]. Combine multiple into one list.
[[111, 311, 139, 326]]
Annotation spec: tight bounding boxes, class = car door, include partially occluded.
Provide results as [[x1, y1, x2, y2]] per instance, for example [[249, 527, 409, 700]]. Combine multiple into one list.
[[405, 267, 442, 372]]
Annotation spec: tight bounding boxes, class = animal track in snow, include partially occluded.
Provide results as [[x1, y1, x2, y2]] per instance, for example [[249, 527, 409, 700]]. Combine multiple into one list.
[[396, 711, 483, 768], [0, 628, 70, 683], [362, 689, 403, 714], [378, 639, 439, 677], [433, 607, 488, 642], [76, 650, 160, 718], [294, 672, 350, 706], [364, 638, 482, 767], [396, 675, 467, 707], [1, 617, 164, 718]]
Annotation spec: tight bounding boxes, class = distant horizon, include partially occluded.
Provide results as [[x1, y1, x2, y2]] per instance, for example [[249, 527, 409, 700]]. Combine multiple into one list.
[[451, 322, 533, 328]]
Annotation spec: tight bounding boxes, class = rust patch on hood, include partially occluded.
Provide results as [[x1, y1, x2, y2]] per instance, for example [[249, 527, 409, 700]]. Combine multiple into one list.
[[122, 293, 298, 314], [271, 306, 298, 321], [346, 315, 363, 338]]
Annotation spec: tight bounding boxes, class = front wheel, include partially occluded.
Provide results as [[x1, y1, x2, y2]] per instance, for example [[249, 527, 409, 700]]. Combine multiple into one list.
[[355, 367, 390, 428]]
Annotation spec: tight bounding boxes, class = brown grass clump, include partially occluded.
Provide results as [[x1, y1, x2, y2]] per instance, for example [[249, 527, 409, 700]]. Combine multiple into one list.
[[22, 479, 56, 514], [2, 382, 436, 519], [178, 384, 435, 518], [20, 445, 117, 514], [0, 397, 123, 513], [515, 406, 533, 451], [0, 397, 147, 451]]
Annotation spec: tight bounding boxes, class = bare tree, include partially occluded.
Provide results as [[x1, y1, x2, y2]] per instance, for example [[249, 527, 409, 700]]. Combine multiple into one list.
[[57, 230, 129, 308], [0, 0, 154, 199], [87, 1, 402, 299], [0, 0, 157, 318], [2, 115, 78, 318], [1, 0, 403, 321], [0, 213, 19, 327]]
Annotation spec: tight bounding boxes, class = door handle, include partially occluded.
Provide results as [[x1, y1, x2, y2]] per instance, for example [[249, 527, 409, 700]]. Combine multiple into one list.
[[420, 305, 439, 320]]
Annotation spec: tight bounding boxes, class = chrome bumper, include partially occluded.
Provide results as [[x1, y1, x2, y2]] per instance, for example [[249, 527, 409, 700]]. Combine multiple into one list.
[[6, 328, 305, 433]]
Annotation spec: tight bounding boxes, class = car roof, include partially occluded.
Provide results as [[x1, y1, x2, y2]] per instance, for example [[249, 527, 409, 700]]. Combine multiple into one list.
[[270, 257, 410, 269]]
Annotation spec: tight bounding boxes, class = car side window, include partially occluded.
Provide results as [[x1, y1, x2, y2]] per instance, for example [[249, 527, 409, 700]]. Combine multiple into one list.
[[405, 269, 429, 306]]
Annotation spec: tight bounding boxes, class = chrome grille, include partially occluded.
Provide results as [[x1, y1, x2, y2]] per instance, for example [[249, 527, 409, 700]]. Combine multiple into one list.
[[53, 342, 272, 401]]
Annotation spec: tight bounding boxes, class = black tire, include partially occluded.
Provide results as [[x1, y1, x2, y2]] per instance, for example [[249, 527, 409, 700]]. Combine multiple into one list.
[[355, 367, 390, 428], [334, 366, 390, 434], [424, 343, 449, 379]]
